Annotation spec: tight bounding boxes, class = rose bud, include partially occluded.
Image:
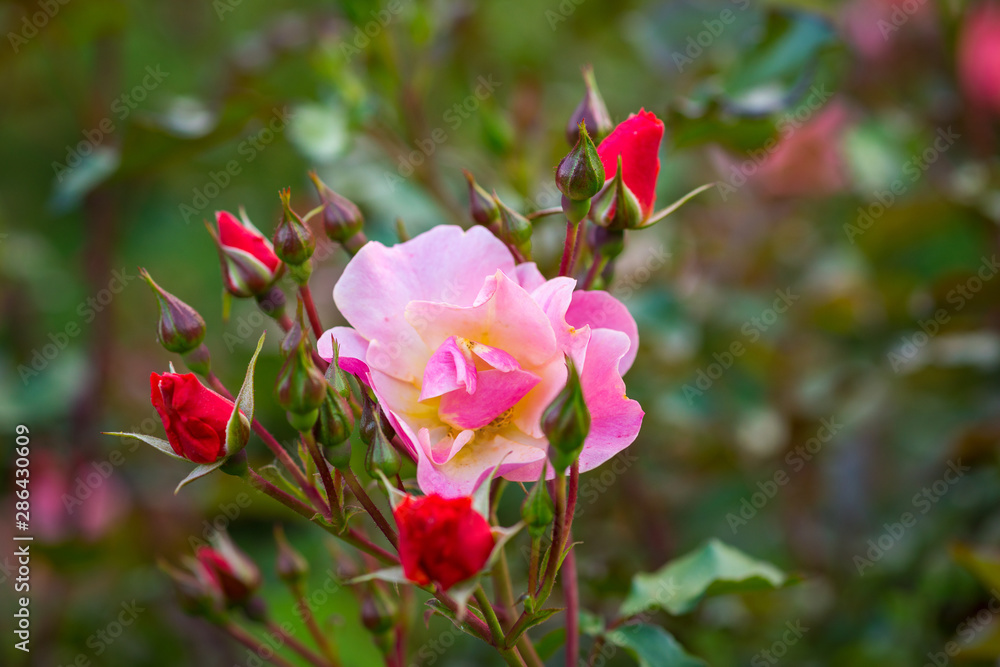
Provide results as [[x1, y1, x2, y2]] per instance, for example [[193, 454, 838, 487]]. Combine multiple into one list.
[[542, 356, 591, 473], [150, 372, 242, 464], [273, 188, 316, 281], [959, 2, 1000, 117], [592, 155, 644, 231], [309, 171, 365, 248], [274, 525, 309, 587], [314, 387, 353, 469], [209, 209, 283, 298], [567, 65, 613, 146], [594, 109, 664, 226], [364, 412, 402, 479], [139, 269, 206, 355], [463, 170, 500, 228], [495, 194, 533, 259], [196, 533, 262, 606], [394, 493, 495, 590], [557, 122, 605, 223], [275, 320, 327, 431], [160, 559, 226, 621]]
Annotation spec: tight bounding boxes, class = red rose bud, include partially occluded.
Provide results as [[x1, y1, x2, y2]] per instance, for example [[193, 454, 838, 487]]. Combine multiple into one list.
[[273, 188, 316, 272], [463, 170, 500, 227], [160, 559, 226, 621], [596, 109, 664, 221], [196, 534, 262, 606], [567, 65, 614, 146], [150, 372, 241, 464], [542, 356, 591, 472], [139, 269, 206, 355], [274, 525, 309, 586], [593, 155, 644, 231], [211, 210, 283, 298], [394, 494, 495, 590], [495, 194, 533, 258], [959, 2, 1000, 115], [275, 322, 327, 431], [314, 387, 353, 469], [309, 171, 365, 245]]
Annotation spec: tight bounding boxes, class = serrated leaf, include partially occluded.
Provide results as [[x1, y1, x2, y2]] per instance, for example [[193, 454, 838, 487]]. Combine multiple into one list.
[[605, 624, 707, 667], [505, 608, 561, 646], [225, 332, 265, 455], [621, 539, 790, 617], [103, 431, 186, 461], [175, 460, 227, 494]]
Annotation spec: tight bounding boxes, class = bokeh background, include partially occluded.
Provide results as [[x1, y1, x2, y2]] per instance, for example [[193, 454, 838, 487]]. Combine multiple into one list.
[[4, 0, 1000, 664]]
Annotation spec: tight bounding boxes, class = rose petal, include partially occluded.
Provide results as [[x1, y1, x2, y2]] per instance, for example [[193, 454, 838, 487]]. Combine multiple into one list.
[[439, 368, 541, 431], [565, 290, 639, 374], [420, 336, 478, 401]]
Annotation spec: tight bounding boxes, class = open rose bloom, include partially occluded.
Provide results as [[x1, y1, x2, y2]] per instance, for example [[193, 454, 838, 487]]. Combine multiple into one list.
[[320, 225, 643, 497]]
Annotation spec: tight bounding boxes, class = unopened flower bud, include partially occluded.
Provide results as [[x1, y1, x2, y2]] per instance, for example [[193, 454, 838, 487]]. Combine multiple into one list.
[[209, 210, 283, 298], [592, 155, 643, 231], [255, 285, 288, 324], [140, 269, 206, 355], [314, 388, 353, 469], [360, 592, 395, 636], [275, 322, 327, 431], [463, 170, 500, 227], [542, 356, 591, 472], [566, 65, 613, 146], [522, 466, 555, 539], [495, 195, 532, 258], [359, 393, 377, 446], [274, 525, 309, 586], [160, 559, 225, 621], [325, 339, 352, 398], [365, 413, 401, 478], [196, 533, 262, 606], [557, 123, 605, 203], [309, 171, 364, 244], [273, 188, 315, 273]]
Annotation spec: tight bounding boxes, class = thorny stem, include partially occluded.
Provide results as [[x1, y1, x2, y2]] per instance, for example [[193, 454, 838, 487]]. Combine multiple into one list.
[[342, 468, 399, 549], [564, 463, 581, 666], [302, 431, 343, 525], [558, 221, 579, 277], [475, 587, 523, 666], [265, 619, 331, 667], [292, 585, 341, 667], [299, 285, 325, 341], [223, 623, 299, 667], [536, 474, 567, 603], [580, 255, 609, 291]]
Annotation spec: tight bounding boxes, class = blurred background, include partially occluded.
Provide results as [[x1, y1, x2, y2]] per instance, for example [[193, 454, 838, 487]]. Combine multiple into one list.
[[4, 0, 1000, 664]]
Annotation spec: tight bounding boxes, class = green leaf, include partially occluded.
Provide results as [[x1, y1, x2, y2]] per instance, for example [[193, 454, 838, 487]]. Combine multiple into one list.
[[533, 628, 566, 661], [225, 332, 265, 455], [174, 460, 227, 494], [605, 624, 707, 667], [621, 539, 791, 616], [505, 608, 561, 646], [345, 566, 410, 586], [103, 431, 185, 461]]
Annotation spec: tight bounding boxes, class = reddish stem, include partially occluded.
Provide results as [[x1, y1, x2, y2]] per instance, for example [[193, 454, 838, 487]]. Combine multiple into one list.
[[299, 285, 325, 341], [342, 468, 399, 549], [558, 221, 579, 277]]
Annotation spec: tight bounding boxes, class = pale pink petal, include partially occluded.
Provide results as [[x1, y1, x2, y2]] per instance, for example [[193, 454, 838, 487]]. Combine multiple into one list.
[[566, 290, 639, 374], [419, 336, 477, 401], [416, 430, 546, 498], [439, 369, 541, 430], [405, 271, 557, 368], [575, 328, 643, 472], [365, 338, 429, 384], [531, 277, 591, 369], [417, 427, 476, 466], [512, 355, 568, 439], [318, 327, 371, 380], [513, 262, 547, 291], [334, 226, 514, 380], [470, 341, 519, 372]]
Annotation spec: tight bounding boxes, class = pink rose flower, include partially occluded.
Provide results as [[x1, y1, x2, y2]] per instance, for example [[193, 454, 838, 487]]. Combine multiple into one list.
[[959, 1, 1000, 115], [319, 225, 643, 497]]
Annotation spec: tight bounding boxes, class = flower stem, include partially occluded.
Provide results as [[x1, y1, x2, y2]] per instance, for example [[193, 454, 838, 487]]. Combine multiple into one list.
[[247, 469, 316, 520], [527, 536, 541, 596], [526, 206, 564, 221], [475, 587, 522, 665], [536, 474, 567, 604], [292, 584, 341, 667], [580, 255, 608, 291], [563, 549, 579, 667], [265, 619, 331, 667], [299, 285, 325, 341], [302, 432, 343, 526], [558, 221, 579, 277], [223, 623, 298, 667], [342, 468, 399, 549]]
